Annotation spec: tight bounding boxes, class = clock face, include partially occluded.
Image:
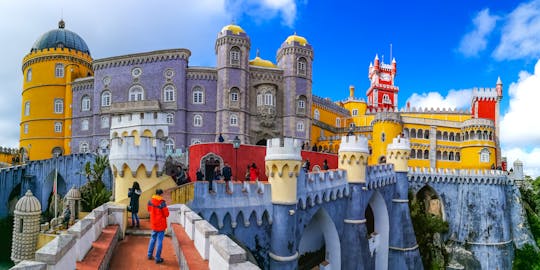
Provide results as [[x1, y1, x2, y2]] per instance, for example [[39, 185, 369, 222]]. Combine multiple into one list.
[[380, 73, 391, 81]]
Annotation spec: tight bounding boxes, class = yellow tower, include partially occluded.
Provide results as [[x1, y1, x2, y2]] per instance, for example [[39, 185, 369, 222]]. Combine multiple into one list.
[[20, 20, 93, 160], [338, 135, 369, 183], [265, 138, 302, 204], [371, 112, 403, 165]]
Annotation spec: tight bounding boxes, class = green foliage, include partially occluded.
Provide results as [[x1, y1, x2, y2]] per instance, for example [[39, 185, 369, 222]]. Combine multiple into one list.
[[80, 155, 111, 212], [0, 215, 14, 267], [409, 189, 449, 269], [513, 176, 540, 270], [513, 244, 540, 270]]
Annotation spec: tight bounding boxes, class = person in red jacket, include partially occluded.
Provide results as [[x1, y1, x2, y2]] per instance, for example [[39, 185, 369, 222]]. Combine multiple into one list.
[[147, 189, 169, 264]]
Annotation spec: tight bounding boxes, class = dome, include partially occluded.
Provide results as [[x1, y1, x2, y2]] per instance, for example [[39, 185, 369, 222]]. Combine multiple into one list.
[[66, 187, 81, 200], [220, 24, 246, 35], [15, 190, 41, 213], [249, 54, 276, 68], [285, 33, 308, 46], [31, 20, 90, 55]]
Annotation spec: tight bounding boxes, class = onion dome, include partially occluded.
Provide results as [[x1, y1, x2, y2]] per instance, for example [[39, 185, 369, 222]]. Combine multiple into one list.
[[31, 20, 90, 55], [66, 186, 81, 200], [15, 190, 41, 213], [285, 33, 308, 46], [220, 24, 246, 35], [249, 49, 276, 68]]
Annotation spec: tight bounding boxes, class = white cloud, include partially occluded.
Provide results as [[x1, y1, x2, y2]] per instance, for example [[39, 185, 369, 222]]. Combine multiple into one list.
[[405, 89, 473, 111], [502, 147, 540, 178], [493, 0, 540, 60], [458, 8, 499, 57], [226, 0, 299, 27]]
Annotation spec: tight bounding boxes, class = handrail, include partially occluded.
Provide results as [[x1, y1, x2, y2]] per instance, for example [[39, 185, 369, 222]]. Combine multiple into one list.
[[170, 182, 195, 204]]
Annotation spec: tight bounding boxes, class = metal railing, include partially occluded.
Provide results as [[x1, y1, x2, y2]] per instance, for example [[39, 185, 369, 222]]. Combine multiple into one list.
[[170, 182, 195, 204]]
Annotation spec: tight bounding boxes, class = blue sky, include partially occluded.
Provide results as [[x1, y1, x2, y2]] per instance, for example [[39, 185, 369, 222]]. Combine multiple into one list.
[[1, 0, 539, 176]]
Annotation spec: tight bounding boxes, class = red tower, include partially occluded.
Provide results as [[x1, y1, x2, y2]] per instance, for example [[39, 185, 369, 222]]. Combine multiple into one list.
[[366, 55, 398, 110]]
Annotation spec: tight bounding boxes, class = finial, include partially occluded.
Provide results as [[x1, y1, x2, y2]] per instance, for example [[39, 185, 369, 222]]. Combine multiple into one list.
[[256, 48, 260, 58], [392, 57, 396, 63], [374, 54, 379, 60], [293, 31, 297, 36], [58, 19, 65, 29], [497, 76, 502, 85], [369, 62, 373, 67]]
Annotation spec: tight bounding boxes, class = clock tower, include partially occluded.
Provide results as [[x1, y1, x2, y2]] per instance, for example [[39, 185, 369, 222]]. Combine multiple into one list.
[[366, 54, 398, 110]]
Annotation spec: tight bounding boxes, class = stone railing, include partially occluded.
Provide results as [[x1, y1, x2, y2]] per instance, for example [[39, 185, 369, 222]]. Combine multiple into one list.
[[169, 204, 260, 269], [170, 182, 196, 205], [10, 203, 126, 270]]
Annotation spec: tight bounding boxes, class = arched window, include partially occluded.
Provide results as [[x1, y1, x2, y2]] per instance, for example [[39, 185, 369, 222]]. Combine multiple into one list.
[[382, 94, 391, 104], [264, 92, 274, 106], [436, 151, 441, 160], [449, 132, 455, 141], [163, 85, 176, 102], [79, 142, 89, 153], [443, 132, 448, 140], [193, 114, 203, 127], [230, 114, 238, 126], [192, 86, 204, 104], [424, 150, 429, 159], [313, 109, 320, 120], [424, 131, 429, 139], [455, 152, 461, 161], [449, 152, 454, 161], [230, 87, 239, 102], [55, 63, 64, 78], [129, 85, 144, 101], [81, 119, 89, 131], [336, 118, 341, 127], [297, 57, 307, 76], [483, 130, 488, 140], [443, 151, 448, 160], [81, 95, 91, 111], [54, 99, 63, 114], [166, 113, 174, 125], [165, 138, 175, 153], [410, 149, 416, 159], [480, 148, 490, 163], [230, 47, 241, 65], [298, 100, 306, 109], [297, 121, 305, 132], [54, 122, 62, 133], [381, 132, 386, 142], [436, 131, 442, 140], [410, 129, 417, 138], [417, 129, 424, 139], [24, 102, 30, 116], [101, 116, 109, 128], [101, 90, 111, 107], [464, 132, 469, 140], [26, 68, 32, 82]]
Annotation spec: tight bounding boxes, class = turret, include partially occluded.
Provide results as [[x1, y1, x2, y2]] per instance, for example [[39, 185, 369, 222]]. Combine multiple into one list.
[[277, 33, 314, 142], [349, 85, 355, 99], [374, 54, 380, 70], [215, 24, 251, 142], [11, 190, 42, 263], [496, 76, 503, 99], [386, 135, 411, 172], [338, 135, 369, 183]]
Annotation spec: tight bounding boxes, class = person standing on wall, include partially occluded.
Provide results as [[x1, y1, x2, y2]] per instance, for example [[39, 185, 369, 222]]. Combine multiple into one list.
[[250, 163, 262, 194], [128, 181, 142, 228], [147, 189, 169, 264], [196, 167, 204, 181], [222, 162, 232, 194], [323, 159, 329, 170]]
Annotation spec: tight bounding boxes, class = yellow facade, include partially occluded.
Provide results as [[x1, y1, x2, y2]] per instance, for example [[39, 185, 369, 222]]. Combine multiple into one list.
[[20, 48, 92, 161]]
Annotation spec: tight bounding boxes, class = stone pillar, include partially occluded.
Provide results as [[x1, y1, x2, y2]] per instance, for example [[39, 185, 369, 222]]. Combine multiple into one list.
[[65, 187, 81, 223], [339, 135, 371, 269], [265, 138, 301, 270], [386, 136, 423, 269], [11, 190, 42, 263]]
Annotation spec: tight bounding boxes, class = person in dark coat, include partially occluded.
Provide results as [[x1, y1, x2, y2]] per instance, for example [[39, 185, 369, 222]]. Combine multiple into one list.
[[128, 181, 142, 228], [222, 162, 232, 194], [218, 133, 225, 142], [323, 159, 329, 170], [196, 168, 204, 181]]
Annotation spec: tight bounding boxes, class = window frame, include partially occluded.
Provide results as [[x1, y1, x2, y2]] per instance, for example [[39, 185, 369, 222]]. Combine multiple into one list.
[[81, 119, 89, 131], [163, 84, 176, 102], [54, 99, 63, 114], [54, 122, 62, 133], [55, 63, 64, 78], [81, 95, 91, 111], [128, 85, 145, 101], [192, 87, 204, 104], [230, 114, 239, 126], [26, 68, 32, 82], [313, 109, 320, 120], [297, 57, 307, 76], [193, 114, 203, 127], [101, 90, 111, 107], [230, 47, 241, 66], [24, 101, 30, 116], [166, 113, 174, 125], [100, 116, 109, 129]]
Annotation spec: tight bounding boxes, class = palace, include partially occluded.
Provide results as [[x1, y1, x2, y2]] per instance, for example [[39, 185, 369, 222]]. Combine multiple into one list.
[[20, 20, 501, 170]]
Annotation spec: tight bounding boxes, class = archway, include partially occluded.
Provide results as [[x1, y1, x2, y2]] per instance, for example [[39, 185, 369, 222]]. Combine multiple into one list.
[[365, 191, 389, 270], [416, 185, 445, 220], [200, 153, 223, 181], [298, 208, 341, 270]]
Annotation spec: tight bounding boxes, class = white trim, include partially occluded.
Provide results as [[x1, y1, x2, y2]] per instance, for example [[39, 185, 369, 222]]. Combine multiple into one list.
[[344, 218, 366, 224], [389, 244, 419, 251], [392, 199, 409, 203], [269, 251, 299, 262]]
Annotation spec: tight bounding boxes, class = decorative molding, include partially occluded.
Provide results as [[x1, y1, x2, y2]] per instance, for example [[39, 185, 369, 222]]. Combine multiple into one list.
[[187, 67, 217, 81], [23, 54, 92, 72], [93, 49, 191, 70]]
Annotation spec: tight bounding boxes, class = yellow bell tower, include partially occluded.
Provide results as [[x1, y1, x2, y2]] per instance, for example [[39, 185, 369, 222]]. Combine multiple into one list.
[[20, 20, 93, 160]]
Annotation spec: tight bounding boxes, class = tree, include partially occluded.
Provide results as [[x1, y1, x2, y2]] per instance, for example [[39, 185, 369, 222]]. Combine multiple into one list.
[[80, 155, 111, 212], [514, 176, 540, 269]]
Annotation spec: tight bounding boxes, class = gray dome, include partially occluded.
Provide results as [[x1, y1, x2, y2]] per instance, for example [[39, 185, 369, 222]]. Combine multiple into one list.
[[15, 190, 41, 213], [31, 20, 90, 55], [66, 187, 81, 200]]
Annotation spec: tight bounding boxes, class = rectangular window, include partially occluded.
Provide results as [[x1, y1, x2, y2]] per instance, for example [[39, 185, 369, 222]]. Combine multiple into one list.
[[193, 92, 203, 104], [336, 118, 341, 127], [231, 92, 238, 102], [352, 109, 358, 116], [55, 63, 64, 78], [24, 102, 30, 116], [298, 100, 305, 109], [24, 124, 28, 134]]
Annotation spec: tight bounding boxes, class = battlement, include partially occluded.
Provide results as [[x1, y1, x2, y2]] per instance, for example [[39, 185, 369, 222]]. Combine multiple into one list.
[[297, 169, 349, 209], [339, 135, 369, 153], [472, 87, 498, 100], [366, 164, 397, 190], [265, 137, 302, 161], [109, 136, 166, 176], [408, 167, 510, 185], [387, 136, 410, 152], [110, 111, 169, 139], [461, 118, 494, 128]]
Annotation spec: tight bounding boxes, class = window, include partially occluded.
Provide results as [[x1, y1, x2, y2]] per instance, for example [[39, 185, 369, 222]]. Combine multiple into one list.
[[336, 118, 341, 127], [349, 123, 355, 129], [101, 116, 109, 128], [230, 114, 238, 126], [24, 102, 30, 116], [192, 86, 204, 104], [264, 93, 274, 106], [424, 150, 429, 159], [26, 68, 32, 82], [381, 132, 386, 142], [193, 114, 203, 127], [297, 57, 307, 76], [79, 142, 89, 153], [313, 109, 320, 120], [382, 94, 391, 104], [191, 138, 201, 145], [54, 99, 63, 114], [166, 113, 174, 125], [352, 109, 358, 116], [257, 94, 262, 106], [81, 95, 91, 111], [230, 47, 241, 65], [410, 149, 416, 159], [54, 122, 62, 133], [230, 87, 239, 102], [81, 119, 89, 131], [129, 85, 144, 101], [297, 121, 305, 131], [101, 91, 111, 107], [480, 148, 490, 163], [24, 124, 28, 134], [165, 138, 175, 153], [55, 63, 64, 78], [298, 100, 305, 109], [163, 85, 176, 102]]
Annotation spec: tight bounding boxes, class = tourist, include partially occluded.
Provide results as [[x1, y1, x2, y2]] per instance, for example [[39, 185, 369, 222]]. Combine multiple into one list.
[[196, 168, 204, 181], [323, 159, 329, 170], [147, 189, 169, 264], [222, 162, 232, 194], [62, 206, 71, 228], [312, 144, 318, 151], [243, 164, 251, 192], [250, 163, 263, 194], [218, 133, 225, 142], [128, 181, 142, 228], [303, 159, 311, 172]]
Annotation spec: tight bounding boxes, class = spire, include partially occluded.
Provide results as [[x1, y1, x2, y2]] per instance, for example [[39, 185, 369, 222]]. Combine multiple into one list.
[[58, 19, 65, 29], [256, 48, 260, 58], [369, 62, 373, 67], [374, 54, 379, 61], [392, 57, 396, 63], [497, 76, 502, 85]]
